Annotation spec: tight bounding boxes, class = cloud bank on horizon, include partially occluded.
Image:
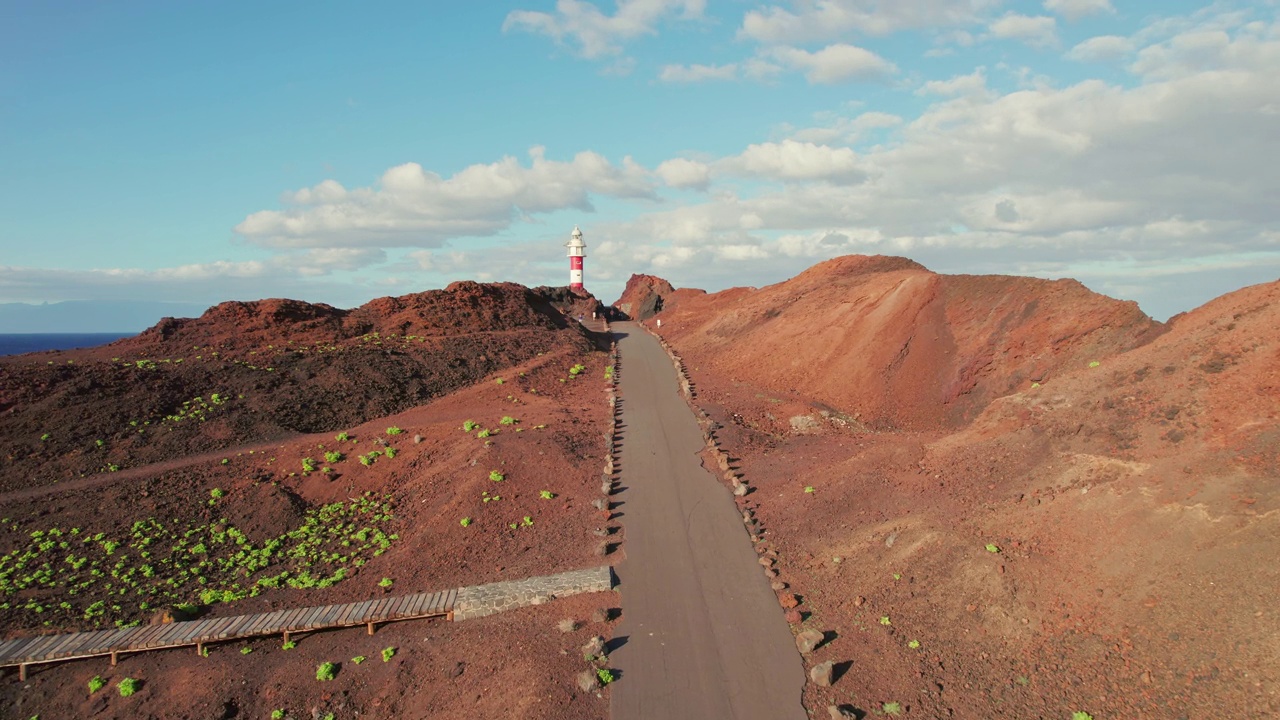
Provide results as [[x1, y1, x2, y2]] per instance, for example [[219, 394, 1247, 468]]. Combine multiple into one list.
[[1, 0, 1277, 323]]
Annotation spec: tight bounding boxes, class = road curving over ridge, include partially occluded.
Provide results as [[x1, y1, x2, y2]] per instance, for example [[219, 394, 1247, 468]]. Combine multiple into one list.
[[609, 322, 807, 720]]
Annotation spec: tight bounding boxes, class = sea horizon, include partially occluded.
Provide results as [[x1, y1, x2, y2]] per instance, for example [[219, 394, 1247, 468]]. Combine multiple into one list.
[[0, 332, 132, 357]]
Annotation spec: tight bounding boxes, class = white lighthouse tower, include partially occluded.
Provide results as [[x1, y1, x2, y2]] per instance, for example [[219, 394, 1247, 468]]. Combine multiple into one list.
[[566, 225, 586, 292]]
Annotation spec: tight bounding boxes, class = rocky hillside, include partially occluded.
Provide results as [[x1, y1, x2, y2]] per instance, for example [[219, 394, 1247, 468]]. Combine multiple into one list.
[[0, 282, 600, 491], [631, 255, 1165, 430], [613, 274, 676, 320], [640, 258, 1280, 718]]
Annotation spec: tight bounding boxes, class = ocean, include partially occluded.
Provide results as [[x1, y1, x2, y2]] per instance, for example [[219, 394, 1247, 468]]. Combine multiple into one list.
[[0, 333, 132, 357]]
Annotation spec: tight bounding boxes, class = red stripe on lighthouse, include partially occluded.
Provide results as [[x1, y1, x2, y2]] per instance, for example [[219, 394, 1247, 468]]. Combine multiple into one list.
[[571, 256, 583, 270]]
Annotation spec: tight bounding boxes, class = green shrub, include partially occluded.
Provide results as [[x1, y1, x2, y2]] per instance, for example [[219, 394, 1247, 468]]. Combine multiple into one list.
[[316, 662, 337, 681], [381, 646, 396, 662], [324, 451, 343, 463], [385, 427, 403, 436], [88, 675, 105, 694], [117, 677, 140, 697], [336, 432, 350, 441]]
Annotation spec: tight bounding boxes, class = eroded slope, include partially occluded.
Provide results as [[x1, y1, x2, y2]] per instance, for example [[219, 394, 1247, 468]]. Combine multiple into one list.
[[640, 259, 1278, 718]]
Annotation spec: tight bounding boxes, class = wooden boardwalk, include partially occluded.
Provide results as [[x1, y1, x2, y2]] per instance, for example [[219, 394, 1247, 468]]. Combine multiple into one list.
[[0, 587, 456, 680]]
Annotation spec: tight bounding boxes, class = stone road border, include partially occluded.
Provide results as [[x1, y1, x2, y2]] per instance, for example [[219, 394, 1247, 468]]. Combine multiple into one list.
[[453, 566, 615, 621]]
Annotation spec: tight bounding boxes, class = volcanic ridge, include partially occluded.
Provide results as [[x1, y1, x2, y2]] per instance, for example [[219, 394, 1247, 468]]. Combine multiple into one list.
[[620, 255, 1279, 719]]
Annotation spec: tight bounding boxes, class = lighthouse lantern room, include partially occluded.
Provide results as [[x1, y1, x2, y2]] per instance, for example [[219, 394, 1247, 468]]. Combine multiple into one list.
[[566, 225, 586, 292]]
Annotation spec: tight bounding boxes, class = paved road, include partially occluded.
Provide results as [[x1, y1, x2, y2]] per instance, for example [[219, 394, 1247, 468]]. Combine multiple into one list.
[[610, 322, 806, 720]]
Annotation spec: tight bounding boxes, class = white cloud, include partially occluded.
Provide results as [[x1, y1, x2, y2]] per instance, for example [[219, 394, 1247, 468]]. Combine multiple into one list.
[[742, 58, 785, 81], [1066, 35, 1134, 62], [739, 0, 1000, 44], [574, 15, 1280, 319], [916, 68, 989, 96], [1128, 25, 1280, 81], [291, 248, 388, 277], [766, 43, 898, 84], [236, 147, 656, 249], [503, 0, 706, 59], [787, 111, 904, 145], [1043, 0, 1115, 22], [988, 13, 1059, 49], [724, 140, 864, 182], [655, 158, 713, 189], [658, 62, 737, 82], [0, 250, 389, 306]]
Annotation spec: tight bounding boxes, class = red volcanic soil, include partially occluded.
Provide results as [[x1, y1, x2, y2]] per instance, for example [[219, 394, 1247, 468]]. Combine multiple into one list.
[[649, 255, 1165, 430], [632, 259, 1280, 719], [0, 283, 617, 719], [0, 281, 593, 490]]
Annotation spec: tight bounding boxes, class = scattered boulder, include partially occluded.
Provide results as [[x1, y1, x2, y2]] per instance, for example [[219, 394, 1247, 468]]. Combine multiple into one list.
[[810, 660, 835, 687], [789, 415, 822, 434], [591, 607, 610, 623], [576, 670, 600, 693], [582, 636, 606, 659], [795, 629, 825, 654], [779, 593, 800, 609], [558, 618, 579, 633], [771, 581, 788, 591], [784, 609, 803, 624], [828, 705, 858, 719]]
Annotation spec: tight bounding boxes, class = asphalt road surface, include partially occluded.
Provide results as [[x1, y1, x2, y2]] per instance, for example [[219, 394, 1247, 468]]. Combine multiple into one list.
[[609, 323, 807, 720]]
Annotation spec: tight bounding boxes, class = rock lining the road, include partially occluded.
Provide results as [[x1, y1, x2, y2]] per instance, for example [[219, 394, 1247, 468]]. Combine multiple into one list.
[[453, 566, 615, 621]]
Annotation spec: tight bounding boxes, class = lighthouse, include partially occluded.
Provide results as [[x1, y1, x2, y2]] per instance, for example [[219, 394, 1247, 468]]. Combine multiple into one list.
[[566, 225, 586, 292]]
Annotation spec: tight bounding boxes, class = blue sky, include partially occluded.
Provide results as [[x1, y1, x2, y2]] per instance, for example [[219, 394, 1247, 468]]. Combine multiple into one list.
[[1, 0, 1277, 324]]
